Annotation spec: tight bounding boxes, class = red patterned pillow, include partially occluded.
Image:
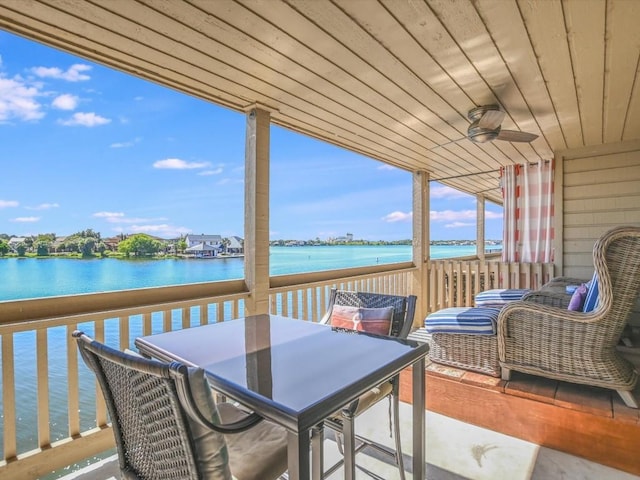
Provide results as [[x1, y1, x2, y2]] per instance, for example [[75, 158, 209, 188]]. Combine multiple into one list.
[[329, 305, 394, 336]]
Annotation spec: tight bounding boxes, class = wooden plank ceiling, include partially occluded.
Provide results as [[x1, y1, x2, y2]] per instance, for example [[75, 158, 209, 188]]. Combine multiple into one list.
[[1, 0, 639, 204]]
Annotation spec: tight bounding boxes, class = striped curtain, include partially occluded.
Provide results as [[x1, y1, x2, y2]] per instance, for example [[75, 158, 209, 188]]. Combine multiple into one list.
[[500, 160, 554, 263]]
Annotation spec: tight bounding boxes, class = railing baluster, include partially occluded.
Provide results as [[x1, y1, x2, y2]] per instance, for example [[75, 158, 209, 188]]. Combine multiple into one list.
[[292, 290, 299, 320], [163, 309, 172, 332], [143, 312, 152, 335], [119, 316, 129, 351], [182, 307, 190, 329], [282, 291, 289, 317], [231, 299, 238, 319], [94, 320, 107, 427], [67, 324, 80, 437], [36, 328, 50, 448], [2, 331, 17, 461], [302, 288, 309, 321], [199, 302, 207, 326], [465, 263, 473, 307]]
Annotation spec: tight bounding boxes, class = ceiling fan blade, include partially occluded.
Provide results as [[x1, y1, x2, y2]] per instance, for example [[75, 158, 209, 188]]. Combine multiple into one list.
[[496, 129, 538, 143], [478, 109, 505, 129]]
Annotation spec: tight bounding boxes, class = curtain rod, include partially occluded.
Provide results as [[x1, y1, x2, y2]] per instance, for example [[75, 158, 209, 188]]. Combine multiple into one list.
[[430, 169, 498, 182], [430, 159, 552, 182]]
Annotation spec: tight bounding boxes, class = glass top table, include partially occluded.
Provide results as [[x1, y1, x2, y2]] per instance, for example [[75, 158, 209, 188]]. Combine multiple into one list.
[[135, 314, 428, 480]]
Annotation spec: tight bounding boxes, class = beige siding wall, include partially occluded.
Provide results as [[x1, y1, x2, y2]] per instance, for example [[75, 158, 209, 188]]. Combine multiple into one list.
[[558, 141, 640, 327], [559, 140, 640, 279]]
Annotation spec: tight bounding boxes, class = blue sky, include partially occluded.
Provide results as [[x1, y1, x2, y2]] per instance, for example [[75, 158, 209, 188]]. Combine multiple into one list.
[[0, 31, 503, 241]]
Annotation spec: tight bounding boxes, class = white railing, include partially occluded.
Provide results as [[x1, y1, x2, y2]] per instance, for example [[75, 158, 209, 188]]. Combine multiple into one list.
[[0, 258, 553, 479], [268, 262, 416, 322], [426, 255, 556, 313], [0, 280, 249, 479]]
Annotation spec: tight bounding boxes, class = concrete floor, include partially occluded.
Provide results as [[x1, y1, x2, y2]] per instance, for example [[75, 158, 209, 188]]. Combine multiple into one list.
[[59, 399, 640, 480]]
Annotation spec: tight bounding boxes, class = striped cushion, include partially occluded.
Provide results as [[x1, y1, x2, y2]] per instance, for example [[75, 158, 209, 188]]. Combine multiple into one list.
[[583, 272, 599, 312], [474, 289, 530, 307], [425, 307, 501, 335]]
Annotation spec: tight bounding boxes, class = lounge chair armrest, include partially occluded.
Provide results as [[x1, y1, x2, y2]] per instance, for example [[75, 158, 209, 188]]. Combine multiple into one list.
[[522, 291, 572, 309]]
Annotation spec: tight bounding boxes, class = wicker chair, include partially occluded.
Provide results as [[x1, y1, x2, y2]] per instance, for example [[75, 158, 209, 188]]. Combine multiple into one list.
[[498, 226, 640, 408], [319, 289, 417, 480], [73, 331, 288, 480]]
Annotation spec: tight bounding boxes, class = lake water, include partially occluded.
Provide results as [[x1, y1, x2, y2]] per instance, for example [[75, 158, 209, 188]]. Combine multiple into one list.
[[0, 244, 479, 301], [1, 244, 483, 477]]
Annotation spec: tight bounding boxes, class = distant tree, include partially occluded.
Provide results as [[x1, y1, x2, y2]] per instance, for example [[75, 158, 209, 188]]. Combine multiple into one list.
[[177, 237, 187, 254], [0, 240, 8, 256], [95, 241, 107, 256], [36, 233, 56, 243], [221, 237, 230, 254], [23, 237, 34, 249], [79, 237, 96, 257], [118, 234, 162, 257], [63, 239, 80, 253], [35, 241, 50, 256], [16, 243, 26, 256]]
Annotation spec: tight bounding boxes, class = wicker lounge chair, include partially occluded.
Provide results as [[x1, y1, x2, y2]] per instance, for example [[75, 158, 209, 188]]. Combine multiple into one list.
[[73, 331, 288, 480], [498, 226, 640, 408], [319, 289, 417, 480]]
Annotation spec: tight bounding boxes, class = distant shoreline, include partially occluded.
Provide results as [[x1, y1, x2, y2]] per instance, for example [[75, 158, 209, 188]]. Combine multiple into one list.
[[0, 243, 500, 260]]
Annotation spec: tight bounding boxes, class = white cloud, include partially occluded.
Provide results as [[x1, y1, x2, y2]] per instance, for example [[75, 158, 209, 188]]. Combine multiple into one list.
[[382, 211, 413, 223], [0, 200, 19, 208], [26, 203, 59, 210], [51, 94, 78, 110], [11, 216, 40, 223], [117, 216, 167, 224], [377, 164, 397, 171], [94, 211, 169, 225], [93, 211, 125, 219], [486, 211, 503, 219], [111, 137, 141, 148], [431, 185, 472, 199], [59, 112, 111, 127], [198, 167, 224, 176], [153, 158, 211, 170], [128, 224, 192, 238], [31, 64, 91, 82], [0, 76, 44, 121], [445, 222, 474, 229], [430, 209, 476, 222]]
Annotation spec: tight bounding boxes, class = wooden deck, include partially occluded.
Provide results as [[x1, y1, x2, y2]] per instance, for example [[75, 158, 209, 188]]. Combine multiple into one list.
[[399, 359, 640, 477]]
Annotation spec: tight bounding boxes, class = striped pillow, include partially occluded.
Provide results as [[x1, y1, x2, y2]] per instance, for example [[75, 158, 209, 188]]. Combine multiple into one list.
[[474, 289, 530, 307], [424, 307, 501, 335], [582, 273, 599, 312], [329, 305, 394, 336]]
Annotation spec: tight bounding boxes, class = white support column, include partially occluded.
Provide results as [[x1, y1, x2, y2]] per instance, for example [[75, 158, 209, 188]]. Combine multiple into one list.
[[412, 171, 429, 324], [476, 194, 485, 260], [244, 107, 271, 316]]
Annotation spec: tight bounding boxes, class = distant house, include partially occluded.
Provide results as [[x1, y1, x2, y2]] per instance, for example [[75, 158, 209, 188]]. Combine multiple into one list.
[[185, 234, 222, 248], [102, 236, 122, 251], [332, 233, 354, 244], [226, 236, 244, 254], [185, 234, 223, 258], [8, 237, 26, 252]]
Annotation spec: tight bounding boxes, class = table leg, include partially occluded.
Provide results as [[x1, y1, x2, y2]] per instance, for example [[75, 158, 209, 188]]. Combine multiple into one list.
[[412, 357, 426, 480], [287, 429, 311, 480], [311, 423, 324, 480], [342, 411, 356, 480]]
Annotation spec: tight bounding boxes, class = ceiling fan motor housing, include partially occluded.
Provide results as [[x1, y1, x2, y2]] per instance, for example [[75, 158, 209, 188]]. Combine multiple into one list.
[[468, 123, 501, 143], [467, 104, 501, 122]]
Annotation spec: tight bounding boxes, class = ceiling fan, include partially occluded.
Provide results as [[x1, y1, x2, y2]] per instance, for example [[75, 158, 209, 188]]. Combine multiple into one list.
[[467, 105, 538, 144]]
